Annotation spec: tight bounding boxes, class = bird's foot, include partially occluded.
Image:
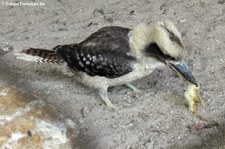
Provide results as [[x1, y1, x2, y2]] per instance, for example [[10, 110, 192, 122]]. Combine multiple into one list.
[[125, 83, 142, 93], [99, 87, 120, 110], [104, 99, 119, 110]]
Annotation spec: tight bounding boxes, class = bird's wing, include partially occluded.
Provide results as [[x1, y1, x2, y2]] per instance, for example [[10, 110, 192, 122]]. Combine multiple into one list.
[[54, 26, 137, 78], [80, 26, 132, 55]]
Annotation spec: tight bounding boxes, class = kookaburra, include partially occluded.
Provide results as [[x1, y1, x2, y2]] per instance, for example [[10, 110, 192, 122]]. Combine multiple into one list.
[[15, 20, 198, 109]]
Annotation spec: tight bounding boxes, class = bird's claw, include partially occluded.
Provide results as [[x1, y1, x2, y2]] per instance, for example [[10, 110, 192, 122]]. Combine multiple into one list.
[[105, 101, 119, 110]]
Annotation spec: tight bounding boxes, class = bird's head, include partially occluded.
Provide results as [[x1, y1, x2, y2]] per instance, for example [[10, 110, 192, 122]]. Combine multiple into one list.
[[130, 20, 198, 86], [152, 20, 198, 86]]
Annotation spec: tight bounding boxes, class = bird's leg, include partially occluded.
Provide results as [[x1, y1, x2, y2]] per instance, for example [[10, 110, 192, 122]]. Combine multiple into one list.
[[99, 87, 118, 110], [125, 83, 141, 93]]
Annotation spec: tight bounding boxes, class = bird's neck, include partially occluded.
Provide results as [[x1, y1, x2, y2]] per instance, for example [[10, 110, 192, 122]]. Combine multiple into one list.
[[129, 23, 155, 59]]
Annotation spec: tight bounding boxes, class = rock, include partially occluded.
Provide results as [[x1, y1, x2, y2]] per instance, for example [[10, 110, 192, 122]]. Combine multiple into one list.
[[0, 87, 79, 149]]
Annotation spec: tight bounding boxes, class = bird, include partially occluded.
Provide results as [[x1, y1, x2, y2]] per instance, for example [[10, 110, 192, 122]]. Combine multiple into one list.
[[15, 20, 198, 109]]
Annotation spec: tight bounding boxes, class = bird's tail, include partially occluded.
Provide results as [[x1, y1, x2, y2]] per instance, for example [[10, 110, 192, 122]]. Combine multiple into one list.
[[14, 48, 64, 64]]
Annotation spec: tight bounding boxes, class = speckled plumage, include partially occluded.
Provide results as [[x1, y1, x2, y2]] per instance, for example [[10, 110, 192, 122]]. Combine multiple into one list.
[[53, 26, 136, 78]]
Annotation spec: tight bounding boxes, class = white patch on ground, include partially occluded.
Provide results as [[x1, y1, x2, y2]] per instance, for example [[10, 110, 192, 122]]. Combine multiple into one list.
[[0, 102, 33, 125], [1, 132, 26, 149], [35, 120, 70, 149], [0, 88, 8, 96]]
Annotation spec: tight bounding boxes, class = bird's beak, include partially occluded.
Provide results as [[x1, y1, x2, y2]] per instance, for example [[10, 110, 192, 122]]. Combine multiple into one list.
[[166, 60, 198, 87]]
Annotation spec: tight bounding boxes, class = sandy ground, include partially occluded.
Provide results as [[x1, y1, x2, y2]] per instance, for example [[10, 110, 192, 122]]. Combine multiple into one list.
[[0, 0, 225, 148]]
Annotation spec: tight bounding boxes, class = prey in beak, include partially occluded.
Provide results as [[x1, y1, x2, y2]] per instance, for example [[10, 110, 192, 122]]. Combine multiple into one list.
[[166, 60, 198, 87]]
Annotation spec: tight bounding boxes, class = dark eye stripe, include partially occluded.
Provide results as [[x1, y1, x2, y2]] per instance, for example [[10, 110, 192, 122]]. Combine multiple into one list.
[[145, 43, 176, 61], [161, 25, 183, 48]]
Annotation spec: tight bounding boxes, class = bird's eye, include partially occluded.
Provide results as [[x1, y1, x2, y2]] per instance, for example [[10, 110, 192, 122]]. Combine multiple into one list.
[[170, 56, 176, 61], [163, 53, 176, 61]]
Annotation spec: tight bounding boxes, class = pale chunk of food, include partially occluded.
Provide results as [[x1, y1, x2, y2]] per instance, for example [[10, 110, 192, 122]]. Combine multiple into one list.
[[184, 84, 203, 112]]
